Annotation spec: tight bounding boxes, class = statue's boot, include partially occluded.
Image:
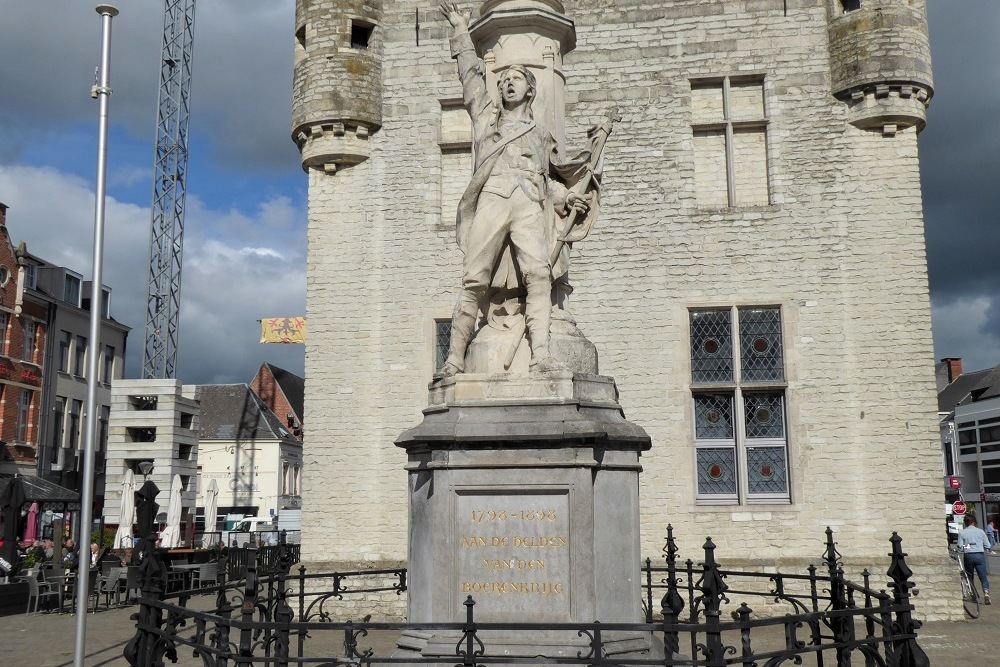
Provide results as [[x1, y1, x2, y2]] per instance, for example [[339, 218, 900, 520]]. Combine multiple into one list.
[[525, 280, 565, 372], [438, 290, 479, 377]]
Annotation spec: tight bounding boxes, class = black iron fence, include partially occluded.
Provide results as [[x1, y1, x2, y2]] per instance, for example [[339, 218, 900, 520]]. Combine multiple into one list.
[[123, 527, 929, 667], [218, 543, 302, 581]]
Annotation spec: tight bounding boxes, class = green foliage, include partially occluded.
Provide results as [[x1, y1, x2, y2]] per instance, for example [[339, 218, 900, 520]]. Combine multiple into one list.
[[91, 526, 116, 550]]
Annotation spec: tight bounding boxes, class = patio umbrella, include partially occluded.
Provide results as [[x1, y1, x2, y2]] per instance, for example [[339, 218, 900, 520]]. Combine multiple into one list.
[[134, 480, 160, 539], [160, 475, 183, 548], [203, 479, 219, 547], [114, 470, 136, 548], [0, 475, 25, 573], [24, 502, 39, 545]]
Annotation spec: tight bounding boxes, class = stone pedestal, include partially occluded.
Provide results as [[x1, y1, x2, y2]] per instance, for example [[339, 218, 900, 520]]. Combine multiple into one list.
[[395, 372, 651, 658]]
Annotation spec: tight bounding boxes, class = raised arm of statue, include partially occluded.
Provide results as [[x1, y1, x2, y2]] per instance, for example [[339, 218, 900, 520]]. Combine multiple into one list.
[[440, 3, 492, 137]]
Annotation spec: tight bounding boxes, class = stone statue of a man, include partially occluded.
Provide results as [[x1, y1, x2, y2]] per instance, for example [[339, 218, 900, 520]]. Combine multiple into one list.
[[438, 2, 591, 377]]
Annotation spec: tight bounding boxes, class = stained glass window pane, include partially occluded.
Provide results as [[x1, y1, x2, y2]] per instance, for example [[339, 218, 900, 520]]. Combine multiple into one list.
[[435, 320, 452, 371], [739, 307, 783, 382], [744, 392, 785, 439], [746, 446, 789, 495], [694, 393, 734, 440], [696, 447, 738, 496], [690, 310, 733, 383]]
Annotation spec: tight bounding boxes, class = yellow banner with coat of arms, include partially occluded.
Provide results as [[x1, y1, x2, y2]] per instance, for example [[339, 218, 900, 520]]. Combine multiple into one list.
[[260, 317, 306, 344]]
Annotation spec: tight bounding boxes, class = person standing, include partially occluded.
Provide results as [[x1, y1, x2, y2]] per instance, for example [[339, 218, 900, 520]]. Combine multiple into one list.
[[958, 515, 991, 604], [986, 519, 997, 552]]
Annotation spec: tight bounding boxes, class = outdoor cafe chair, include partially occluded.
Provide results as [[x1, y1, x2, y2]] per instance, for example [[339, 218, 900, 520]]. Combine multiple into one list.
[[124, 565, 141, 604], [95, 566, 125, 610], [23, 574, 59, 614], [192, 561, 218, 588]]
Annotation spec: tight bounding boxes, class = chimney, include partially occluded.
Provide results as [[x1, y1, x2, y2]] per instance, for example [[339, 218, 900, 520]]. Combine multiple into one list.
[[943, 357, 963, 383]]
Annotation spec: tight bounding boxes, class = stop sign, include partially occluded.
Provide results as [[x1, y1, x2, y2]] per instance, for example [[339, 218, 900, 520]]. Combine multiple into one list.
[[953, 500, 967, 515]]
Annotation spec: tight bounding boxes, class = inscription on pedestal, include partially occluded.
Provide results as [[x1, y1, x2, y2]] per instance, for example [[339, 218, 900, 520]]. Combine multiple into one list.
[[455, 491, 571, 621]]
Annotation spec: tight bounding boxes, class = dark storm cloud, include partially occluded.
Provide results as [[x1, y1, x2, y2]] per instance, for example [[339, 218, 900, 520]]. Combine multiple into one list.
[[0, 0, 297, 172], [921, 1, 1000, 370]]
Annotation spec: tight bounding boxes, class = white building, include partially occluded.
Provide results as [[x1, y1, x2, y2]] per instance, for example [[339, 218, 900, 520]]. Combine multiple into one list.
[[196, 383, 303, 524]]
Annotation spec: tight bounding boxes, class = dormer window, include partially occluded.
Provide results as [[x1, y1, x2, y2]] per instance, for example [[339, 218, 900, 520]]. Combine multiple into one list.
[[64, 273, 81, 307]]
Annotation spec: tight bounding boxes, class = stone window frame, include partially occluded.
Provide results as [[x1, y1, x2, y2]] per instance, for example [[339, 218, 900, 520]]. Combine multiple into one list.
[[690, 74, 772, 209], [689, 306, 791, 506]]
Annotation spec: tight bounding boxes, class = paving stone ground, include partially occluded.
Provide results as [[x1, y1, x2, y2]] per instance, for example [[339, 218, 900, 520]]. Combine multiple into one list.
[[1, 560, 995, 667]]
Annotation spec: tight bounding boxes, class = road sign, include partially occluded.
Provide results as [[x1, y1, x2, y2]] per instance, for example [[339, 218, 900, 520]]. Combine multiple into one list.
[[952, 500, 967, 515]]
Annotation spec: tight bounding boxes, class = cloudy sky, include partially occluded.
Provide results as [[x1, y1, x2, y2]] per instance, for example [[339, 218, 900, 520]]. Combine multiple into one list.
[[0, 1, 997, 386]]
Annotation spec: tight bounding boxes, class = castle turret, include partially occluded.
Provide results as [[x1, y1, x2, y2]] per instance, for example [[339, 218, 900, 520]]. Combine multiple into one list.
[[291, 0, 383, 173], [827, 0, 933, 136]]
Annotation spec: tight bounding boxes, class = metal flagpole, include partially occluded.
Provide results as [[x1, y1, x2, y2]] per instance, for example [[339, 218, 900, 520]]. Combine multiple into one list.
[[74, 6, 119, 666]]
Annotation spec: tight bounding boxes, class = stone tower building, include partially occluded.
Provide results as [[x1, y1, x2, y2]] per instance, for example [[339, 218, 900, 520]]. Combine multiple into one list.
[[293, 0, 956, 619]]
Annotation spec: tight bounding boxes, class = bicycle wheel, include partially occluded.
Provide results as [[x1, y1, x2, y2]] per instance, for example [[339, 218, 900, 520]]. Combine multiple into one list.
[[961, 569, 980, 619]]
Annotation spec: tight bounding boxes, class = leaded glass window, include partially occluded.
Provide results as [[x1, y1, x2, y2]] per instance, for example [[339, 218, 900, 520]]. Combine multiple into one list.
[[746, 446, 789, 495], [690, 310, 733, 384], [695, 394, 734, 439], [696, 448, 738, 497], [691, 306, 789, 504], [434, 320, 452, 371], [739, 307, 784, 382], [744, 392, 784, 439]]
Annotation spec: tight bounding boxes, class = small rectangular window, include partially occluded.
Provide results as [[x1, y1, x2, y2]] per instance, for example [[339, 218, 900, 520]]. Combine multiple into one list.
[[52, 397, 66, 451], [22, 321, 36, 362], [840, 0, 862, 12], [103, 345, 115, 383], [64, 274, 82, 306], [59, 331, 72, 372], [23, 264, 36, 290], [69, 399, 83, 450], [15, 389, 32, 442], [0, 311, 8, 356], [129, 395, 158, 410], [434, 319, 452, 372], [351, 22, 373, 49], [126, 427, 157, 443], [74, 335, 87, 376], [98, 406, 110, 451]]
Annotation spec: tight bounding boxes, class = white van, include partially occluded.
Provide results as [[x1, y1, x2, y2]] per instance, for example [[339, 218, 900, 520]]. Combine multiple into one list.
[[224, 516, 277, 547]]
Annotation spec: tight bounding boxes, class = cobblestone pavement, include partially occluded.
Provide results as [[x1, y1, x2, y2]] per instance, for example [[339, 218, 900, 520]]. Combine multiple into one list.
[[1, 577, 995, 666]]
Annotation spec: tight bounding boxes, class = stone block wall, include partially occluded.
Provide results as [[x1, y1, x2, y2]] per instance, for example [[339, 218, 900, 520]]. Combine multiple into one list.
[[298, 0, 959, 620]]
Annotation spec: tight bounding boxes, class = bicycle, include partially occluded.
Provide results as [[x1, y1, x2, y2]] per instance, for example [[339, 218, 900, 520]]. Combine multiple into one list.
[[950, 545, 980, 619]]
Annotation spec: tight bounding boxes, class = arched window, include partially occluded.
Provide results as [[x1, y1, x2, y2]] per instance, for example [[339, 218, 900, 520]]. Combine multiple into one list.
[[293, 465, 301, 496], [281, 461, 289, 495]]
